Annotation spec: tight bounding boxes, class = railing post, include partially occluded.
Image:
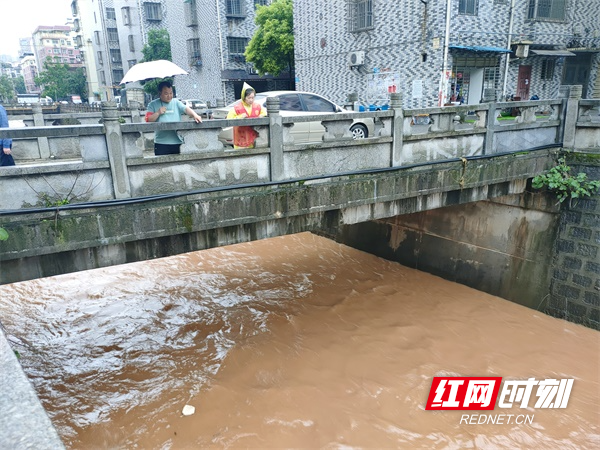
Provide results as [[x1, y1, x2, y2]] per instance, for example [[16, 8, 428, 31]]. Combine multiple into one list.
[[31, 104, 51, 159], [102, 101, 131, 199], [390, 92, 404, 166], [562, 85, 582, 150], [484, 102, 497, 155], [129, 102, 142, 123], [267, 97, 284, 181]]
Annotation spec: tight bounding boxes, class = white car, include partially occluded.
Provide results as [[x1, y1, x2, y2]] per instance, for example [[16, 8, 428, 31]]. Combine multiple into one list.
[[182, 99, 208, 110], [213, 90, 373, 146]]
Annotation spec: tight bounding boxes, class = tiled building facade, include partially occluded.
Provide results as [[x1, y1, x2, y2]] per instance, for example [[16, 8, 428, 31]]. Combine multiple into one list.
[[293, 0, 600, 109], [166, 0, 292, 106]]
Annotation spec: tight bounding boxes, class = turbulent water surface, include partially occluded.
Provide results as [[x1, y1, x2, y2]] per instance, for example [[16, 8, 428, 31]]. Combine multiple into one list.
[[0, 232, 598, 449]]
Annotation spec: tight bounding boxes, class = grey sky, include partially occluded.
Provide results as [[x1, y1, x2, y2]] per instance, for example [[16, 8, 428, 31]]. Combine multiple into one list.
[[1, 0, 73, 57]]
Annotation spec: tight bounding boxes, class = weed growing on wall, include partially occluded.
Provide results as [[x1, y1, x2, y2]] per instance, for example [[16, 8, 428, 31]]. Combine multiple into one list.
[[533, 157, 600, 206]]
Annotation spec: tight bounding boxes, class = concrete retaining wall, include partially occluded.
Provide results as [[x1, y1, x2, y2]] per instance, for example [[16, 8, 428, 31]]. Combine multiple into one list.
[[546, 154, 600, 329], [336, 191, 560, 314]]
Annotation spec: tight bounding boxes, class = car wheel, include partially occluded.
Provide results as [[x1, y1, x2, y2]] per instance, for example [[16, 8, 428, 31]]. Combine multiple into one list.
[[350, 123, 368, 139]]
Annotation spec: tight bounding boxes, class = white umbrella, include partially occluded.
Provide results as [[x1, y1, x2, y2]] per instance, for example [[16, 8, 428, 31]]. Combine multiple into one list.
[[120, 60, 188, 84]]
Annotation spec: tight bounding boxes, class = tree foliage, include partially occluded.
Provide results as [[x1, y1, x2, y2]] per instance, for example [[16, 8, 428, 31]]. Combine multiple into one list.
[[34, 58, 71, 99], [13, 76, 26, 95], [245, 0, 294, 77], [0, 75, 15, 102], [141, 29, 172, 62], [67, 68, 88, 100], [35, 58, 87, 100], [140, 29, 173, 97]]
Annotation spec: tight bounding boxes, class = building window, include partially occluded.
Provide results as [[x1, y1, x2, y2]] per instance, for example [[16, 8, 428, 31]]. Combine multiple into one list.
[[94, 31, 101, 45], [348, 0, 373, 32], [187, 38, 202, 65], [97, 51, 103, 65], [226, 0, 244, 17], [100, 71, 106, 85], [106, 7, 116, 20], [185, 0, 198, 26], [459, 0, 479, 15], [128, 35, 135, 52], [254, 0, 269, 7], [128, 59, 137, 69], [540, 59, 555, 79], [110, 49, 122, 63], [227, 37, 247, 61], [107, 28, 119, 43], [122, 7, 131, 25], [527, 0, 566, 20], [144, 2, 162, 21], [113, 69, 124, 83]]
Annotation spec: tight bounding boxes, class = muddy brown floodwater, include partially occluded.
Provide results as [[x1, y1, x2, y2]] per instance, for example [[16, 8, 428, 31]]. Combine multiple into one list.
[[0, 232, 598, 449]]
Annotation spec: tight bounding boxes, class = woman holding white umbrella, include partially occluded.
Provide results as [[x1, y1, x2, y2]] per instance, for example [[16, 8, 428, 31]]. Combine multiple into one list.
[[146, 80, 203, 156]]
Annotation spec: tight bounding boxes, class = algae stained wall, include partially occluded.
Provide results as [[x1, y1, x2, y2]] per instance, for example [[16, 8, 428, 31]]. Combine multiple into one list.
[[336, 192, 562, 319]]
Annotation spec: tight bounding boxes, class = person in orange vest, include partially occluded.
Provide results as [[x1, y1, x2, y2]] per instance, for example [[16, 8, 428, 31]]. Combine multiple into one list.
[[226, 82, 267, 148]]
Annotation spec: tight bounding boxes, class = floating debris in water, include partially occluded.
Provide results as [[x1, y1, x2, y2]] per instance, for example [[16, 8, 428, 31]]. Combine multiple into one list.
[[182, 405, 195, 416]]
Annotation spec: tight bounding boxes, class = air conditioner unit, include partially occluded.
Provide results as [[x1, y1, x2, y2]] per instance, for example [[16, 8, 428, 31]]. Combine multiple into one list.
[[348, 50, 365, 66], [515, 44, 529, 58]]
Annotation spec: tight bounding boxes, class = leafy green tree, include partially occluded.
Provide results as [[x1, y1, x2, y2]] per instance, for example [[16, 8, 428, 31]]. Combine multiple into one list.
[[0, 75, 15, 102], [13, 76, 26, 95], [140, 29, 172, 97], [34, 58, 72, 100], [67, 68, 88, 100], [141, 29, 172, 62], [245, 0, 294, 78]]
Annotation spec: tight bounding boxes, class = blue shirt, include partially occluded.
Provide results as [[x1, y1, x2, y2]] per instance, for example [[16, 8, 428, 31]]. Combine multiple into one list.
[[0, 105, 12, 149]]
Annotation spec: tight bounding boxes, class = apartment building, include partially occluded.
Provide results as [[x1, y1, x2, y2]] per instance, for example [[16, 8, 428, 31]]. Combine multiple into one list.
[[162, 0, 292, 105], [293, 0, 600, 108], [68, 0, 292, 105], [20, 56, 40, 94], [32, 25, 83, 71], [70, 0, 146, 102]]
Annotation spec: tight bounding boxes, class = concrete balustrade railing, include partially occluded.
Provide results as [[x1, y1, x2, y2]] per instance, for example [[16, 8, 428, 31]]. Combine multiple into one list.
[[0, 86, 597, 210]]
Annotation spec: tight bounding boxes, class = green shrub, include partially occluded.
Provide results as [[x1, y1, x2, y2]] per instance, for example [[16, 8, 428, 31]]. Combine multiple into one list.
[[533, 157, 600, 205]]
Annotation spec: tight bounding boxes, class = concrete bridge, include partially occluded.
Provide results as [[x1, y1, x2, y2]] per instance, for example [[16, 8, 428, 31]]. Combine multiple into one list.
[[0, 87, 597, 287], [1, 87, 598, 286], [0, 87, 599, 448]]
